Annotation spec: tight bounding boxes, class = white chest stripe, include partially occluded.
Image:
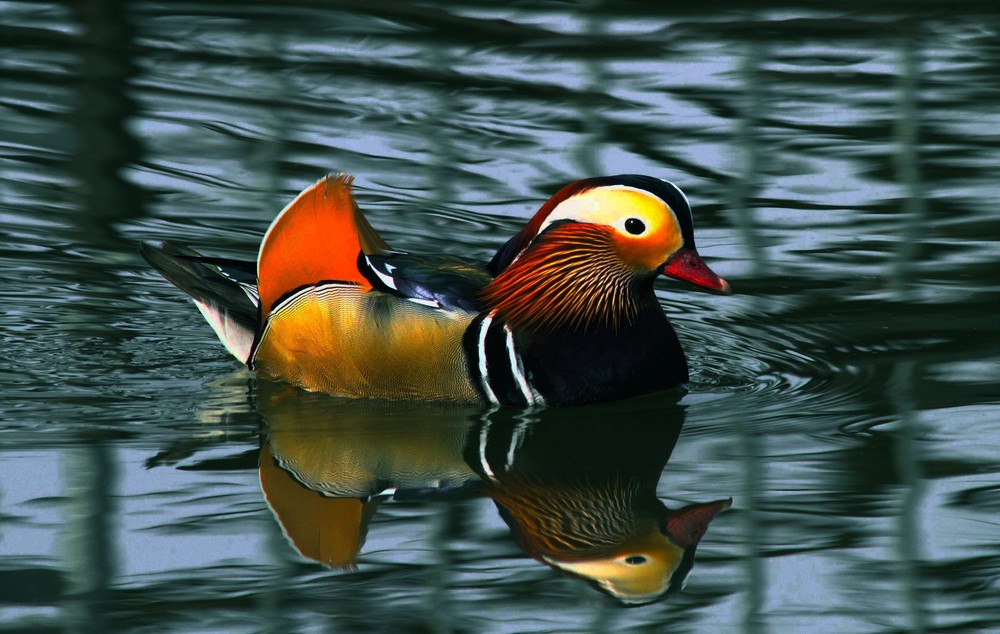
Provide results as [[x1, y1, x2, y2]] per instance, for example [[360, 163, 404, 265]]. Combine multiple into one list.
[[477, 315, 500, 405]]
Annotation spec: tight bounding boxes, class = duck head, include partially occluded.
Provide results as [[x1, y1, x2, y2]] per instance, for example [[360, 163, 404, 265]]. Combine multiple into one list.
[[483, 175, 730, 332], [545, 497, 733, 605]]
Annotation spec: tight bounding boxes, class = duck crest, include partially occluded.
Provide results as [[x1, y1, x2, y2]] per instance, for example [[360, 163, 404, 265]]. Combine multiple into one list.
[[487, 179, 598, 276]]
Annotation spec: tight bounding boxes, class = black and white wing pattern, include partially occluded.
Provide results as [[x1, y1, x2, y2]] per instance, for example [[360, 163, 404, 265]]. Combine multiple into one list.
[[359, 252, 492, 313]]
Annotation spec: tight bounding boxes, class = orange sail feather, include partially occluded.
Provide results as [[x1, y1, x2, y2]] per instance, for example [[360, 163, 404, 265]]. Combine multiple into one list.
[[256, 174, 389, 320]]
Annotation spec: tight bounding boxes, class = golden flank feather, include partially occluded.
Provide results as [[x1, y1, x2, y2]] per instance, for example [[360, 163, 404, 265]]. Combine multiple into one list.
[[252, 285, 480, 401]]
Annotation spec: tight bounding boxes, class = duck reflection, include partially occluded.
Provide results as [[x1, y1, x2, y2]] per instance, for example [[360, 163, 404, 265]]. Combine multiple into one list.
[[256, 384, 730, 605]]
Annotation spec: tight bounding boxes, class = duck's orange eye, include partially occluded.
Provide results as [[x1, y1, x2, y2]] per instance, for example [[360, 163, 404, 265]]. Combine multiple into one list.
[[624, 218, 646, 235]]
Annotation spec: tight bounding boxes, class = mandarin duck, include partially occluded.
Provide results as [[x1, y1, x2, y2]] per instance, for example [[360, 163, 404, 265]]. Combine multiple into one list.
[[141, 174, 730, 405]]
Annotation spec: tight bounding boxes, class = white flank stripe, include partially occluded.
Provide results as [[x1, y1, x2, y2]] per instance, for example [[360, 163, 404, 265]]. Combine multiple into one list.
[[477, 315, 499, 405]]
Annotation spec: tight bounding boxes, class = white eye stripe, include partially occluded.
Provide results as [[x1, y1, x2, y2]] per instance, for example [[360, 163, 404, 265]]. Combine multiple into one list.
[[537, 184, 679, 237]]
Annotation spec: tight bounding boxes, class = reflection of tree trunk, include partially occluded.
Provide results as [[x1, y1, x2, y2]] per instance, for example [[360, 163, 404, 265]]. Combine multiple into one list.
[[730, 43, 768, 282], [891, 34, 929, 634], [58, 1, 141, 630], [55, 0, 153, 628], [243, 28, 290, 222], [573, 3, 606, 178], [247, 29, 297, 634], [892, 35, 927, 300], [69, 0, 145, 249], [422, 46, 458, 634], [733, 41, 767, 634], [62, 441, 117, 634]]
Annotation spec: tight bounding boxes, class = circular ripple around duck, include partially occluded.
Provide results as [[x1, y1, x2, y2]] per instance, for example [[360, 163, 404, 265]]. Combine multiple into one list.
[[681, 313, 884, 434]]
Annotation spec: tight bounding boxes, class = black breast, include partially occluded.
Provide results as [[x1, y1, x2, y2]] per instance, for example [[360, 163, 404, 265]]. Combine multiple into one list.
[[516, 305, 688, 406]]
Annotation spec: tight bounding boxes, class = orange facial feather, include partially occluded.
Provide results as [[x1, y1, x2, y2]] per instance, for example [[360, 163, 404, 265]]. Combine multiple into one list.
[[490, 180, 599, 274], [481, 223, 642, 332]]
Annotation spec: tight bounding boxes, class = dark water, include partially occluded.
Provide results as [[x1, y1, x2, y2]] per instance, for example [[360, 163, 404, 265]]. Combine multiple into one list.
[[3, 1, 1000, 632]]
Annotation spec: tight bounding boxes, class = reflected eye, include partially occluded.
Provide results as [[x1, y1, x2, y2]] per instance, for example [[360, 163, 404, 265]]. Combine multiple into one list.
[[624, 555, 647, 565], [624, 218, 646, 235]]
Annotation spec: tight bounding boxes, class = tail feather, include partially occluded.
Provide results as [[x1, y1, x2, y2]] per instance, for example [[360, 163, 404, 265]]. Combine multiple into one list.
[[140, 241, 259, 364]]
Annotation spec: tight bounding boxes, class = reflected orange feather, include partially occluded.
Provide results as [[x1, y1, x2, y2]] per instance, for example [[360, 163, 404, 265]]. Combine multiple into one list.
[[259, 441, 368, 570]]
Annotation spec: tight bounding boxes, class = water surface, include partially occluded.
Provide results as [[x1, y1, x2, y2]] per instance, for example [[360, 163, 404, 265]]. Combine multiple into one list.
[[2, 2, 999, 632]]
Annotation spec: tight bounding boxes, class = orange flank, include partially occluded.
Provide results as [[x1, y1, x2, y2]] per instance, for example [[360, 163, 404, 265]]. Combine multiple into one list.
[[256, 175, 389, 320]]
